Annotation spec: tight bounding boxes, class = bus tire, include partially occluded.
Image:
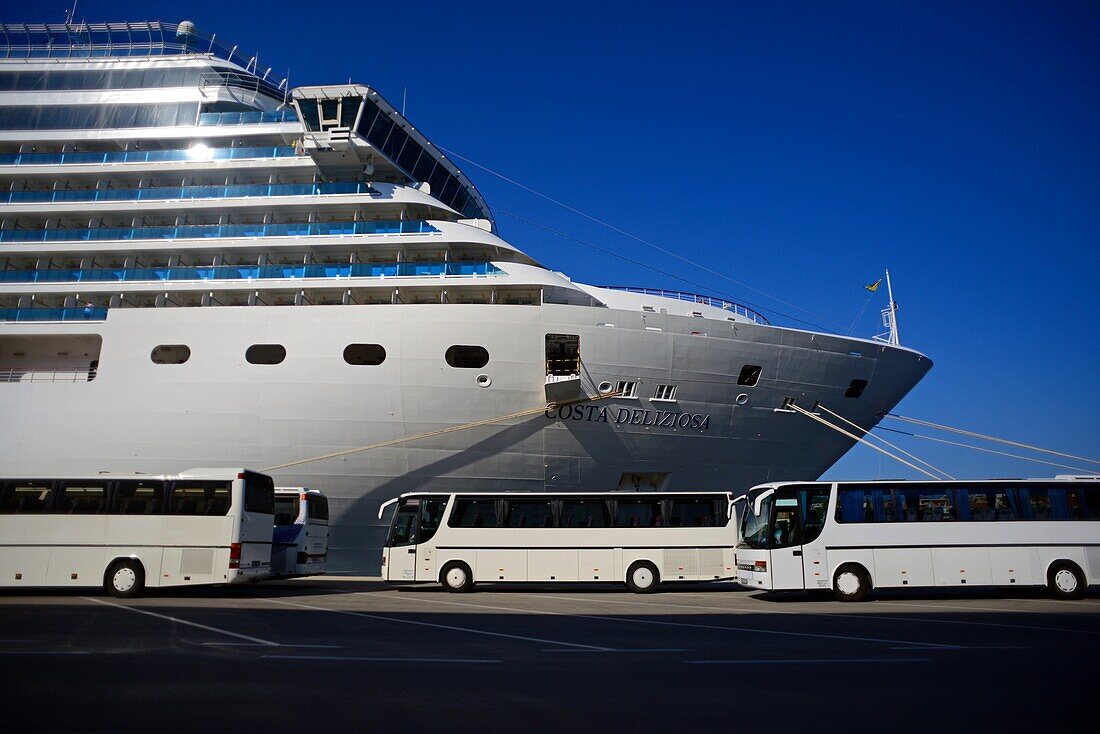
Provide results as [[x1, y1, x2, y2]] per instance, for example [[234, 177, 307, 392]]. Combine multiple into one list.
[[440, 562, 474, 593], [626, 561, 660, 594], [833, 564, 871, 602], [105, 559, 145, 599], [1047, 561, 1086, 600]]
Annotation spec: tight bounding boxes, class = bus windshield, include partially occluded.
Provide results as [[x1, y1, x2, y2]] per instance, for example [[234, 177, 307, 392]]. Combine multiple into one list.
[[740, 491, 773, 549]]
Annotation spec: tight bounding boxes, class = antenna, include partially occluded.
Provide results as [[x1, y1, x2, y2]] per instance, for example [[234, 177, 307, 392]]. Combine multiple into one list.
[[884, 268, 900, 345], [402, 87, 407, 116]]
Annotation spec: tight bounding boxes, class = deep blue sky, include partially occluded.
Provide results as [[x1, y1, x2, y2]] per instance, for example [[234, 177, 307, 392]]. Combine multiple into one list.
[[14, 1, 1100, 479]]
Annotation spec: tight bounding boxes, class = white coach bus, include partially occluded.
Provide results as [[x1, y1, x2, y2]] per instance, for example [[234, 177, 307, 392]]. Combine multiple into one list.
[[736, 478, 1100, 601], [271, 488, 329, 577], [379, 491, 737, 593], [0, 468, 275, 597]]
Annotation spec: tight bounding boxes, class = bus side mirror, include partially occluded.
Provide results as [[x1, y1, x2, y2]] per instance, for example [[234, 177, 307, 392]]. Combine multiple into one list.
[[753, 489, 775, 516]]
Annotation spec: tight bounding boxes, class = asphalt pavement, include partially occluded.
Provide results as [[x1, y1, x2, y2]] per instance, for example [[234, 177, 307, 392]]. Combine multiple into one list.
[[1, 578, 1096, 732]]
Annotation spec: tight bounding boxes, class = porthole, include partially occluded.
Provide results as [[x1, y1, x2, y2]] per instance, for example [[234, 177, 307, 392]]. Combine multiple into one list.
[[445, 345, 489, 369], [246, 344, 286, 365], [343, 343, 386, 366], [598, 381, 613, 394], [476, 374, 492, 388], [736, 393, 749, 406], [150, 344, 190, 365]]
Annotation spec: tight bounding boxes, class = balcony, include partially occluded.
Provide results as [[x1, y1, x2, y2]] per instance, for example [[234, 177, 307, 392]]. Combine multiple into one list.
[[0, 219, 439, 244], [599, 285, 770, 325], [0, 145, 298, 166], [2, 181, 377, 205], [0, 307, 107, 322], [197, 110, 298, 126], [0, 261, 504, 284]]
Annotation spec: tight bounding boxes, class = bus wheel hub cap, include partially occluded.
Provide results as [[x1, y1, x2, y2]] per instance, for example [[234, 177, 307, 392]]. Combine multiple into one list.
[[114, 569, 135, 591], [1055, 570, 1076, 592], [448, 569, 466, 586], [837, 573, 860, 594], [634, 569, 653, 587]]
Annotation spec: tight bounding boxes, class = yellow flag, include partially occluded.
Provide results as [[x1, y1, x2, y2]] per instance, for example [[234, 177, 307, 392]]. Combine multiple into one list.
[[865, 279, 882, 293]]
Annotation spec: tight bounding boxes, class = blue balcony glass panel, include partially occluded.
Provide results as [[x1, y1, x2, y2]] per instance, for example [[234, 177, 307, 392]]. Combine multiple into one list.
[[0, 307, 107, 322]]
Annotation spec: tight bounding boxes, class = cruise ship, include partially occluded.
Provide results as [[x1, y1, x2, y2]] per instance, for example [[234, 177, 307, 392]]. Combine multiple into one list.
[[0, 21, 932, 571]]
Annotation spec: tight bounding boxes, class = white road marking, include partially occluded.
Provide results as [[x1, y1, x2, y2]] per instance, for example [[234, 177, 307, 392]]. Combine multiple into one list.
[[264, 597, 614, 651], [890, 645, 1029, 651], [687, 658, 931, 665], [542, 648, 687, 653], [83, 597, 280, 647], [517, 591, 1099, 637], [261, 655, 500, 663], [0, 650, 91, 655], [510, 593, 959, 649], [201, 643, 343, 648]]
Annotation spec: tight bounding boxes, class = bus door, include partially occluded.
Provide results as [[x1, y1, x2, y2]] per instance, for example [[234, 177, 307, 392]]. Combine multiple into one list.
[[386, 500, 421, 581], [239, 472, 275, 573], [769, 489, 807, 589]]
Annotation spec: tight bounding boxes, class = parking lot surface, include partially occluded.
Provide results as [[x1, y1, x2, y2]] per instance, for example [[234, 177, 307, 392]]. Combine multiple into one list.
[[1, 578, 1097, 732]]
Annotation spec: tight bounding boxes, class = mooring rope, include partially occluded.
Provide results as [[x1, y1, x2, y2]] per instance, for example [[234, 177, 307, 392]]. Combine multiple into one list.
[[787, 403, 942, 479], [886, 413, 1100, 466], [815, 404, 954, 480], [875, 426, 1096, 474], [261, 390, 622, 472]]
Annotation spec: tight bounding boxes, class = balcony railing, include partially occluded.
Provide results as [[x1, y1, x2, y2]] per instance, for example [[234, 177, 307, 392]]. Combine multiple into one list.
[[197, 110, 297, 126], [0, 145, 297, 166], [0, 261, 504, 284], [0, 307, 107, 322], [599, 286, 770, 325], [0, 367, 97, 383], [0, 219, 439, 243], [2, 181, 376, 205]]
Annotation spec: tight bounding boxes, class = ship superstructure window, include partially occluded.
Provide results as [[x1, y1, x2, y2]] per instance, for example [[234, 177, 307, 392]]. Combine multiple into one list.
[[615, 380, 638, 398], [445, 345, 489, 369], [343, 344, 386, 366], [151, 345, 191, 365], [246, 344, 286, 365], [845, 379, 868, 398], [0, 103, 199, 130], [652, 384, 677, 401], [737, 365, 762, 386]]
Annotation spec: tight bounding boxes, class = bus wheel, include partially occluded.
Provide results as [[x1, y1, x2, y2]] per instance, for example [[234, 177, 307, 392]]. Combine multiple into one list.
[[440, 562, 474, 593], [833, 565, 870, 602], [1047, 562, 1085, 600], [105, 560, 145, 599], [626, 561, 660, 594]]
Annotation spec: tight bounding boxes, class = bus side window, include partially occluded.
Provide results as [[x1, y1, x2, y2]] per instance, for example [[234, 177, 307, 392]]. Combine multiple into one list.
[[614, 499, 662, 527], [559, 499, 610, 528], [669, 497, 714, 527], [0, 480, 54, 514], [449, 498, 499, 528], [167, 482, 230, 516], [419, 498, 448, 542], [111, 481, 164, 515], [505, 500, 553, 528], [56, 481, 108, 514]]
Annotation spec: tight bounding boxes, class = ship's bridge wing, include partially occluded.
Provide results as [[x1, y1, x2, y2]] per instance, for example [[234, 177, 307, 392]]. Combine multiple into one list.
[[291, 84, 493, 230]]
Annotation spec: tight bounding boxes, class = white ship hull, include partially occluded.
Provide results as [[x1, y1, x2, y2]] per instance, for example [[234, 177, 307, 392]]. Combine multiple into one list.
[[0, 300, 929, 570]]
